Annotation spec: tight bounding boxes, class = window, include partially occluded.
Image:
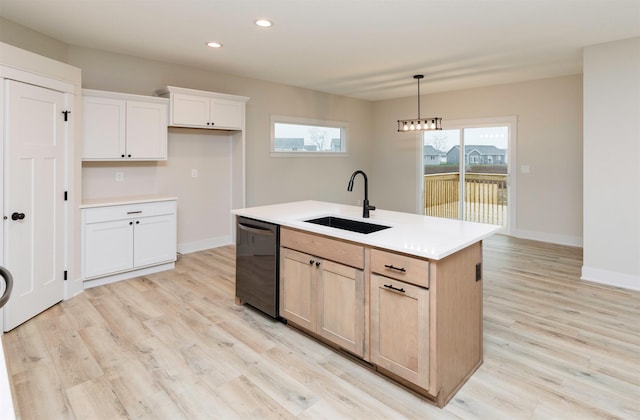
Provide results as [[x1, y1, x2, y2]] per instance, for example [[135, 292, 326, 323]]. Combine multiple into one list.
[[271, 115, 348, 156]]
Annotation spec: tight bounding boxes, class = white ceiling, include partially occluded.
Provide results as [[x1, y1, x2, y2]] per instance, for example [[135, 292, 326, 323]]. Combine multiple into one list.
[[1, 0, 639, 101]]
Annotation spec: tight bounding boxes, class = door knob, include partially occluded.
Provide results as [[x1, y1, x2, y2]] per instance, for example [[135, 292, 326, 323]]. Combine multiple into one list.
[[11, 212, 25, 221]]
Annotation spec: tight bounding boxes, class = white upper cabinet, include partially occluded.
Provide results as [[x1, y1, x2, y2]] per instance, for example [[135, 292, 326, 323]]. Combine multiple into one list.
[[82, 89, 169, 161], [157, 86, 248, 130]]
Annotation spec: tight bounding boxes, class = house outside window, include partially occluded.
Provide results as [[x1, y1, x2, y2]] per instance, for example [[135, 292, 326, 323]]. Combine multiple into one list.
[[271, 115, 348, 156]]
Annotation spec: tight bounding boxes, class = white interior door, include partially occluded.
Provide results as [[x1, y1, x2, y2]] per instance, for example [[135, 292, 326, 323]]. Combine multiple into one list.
[[3, 80, 66, 331]]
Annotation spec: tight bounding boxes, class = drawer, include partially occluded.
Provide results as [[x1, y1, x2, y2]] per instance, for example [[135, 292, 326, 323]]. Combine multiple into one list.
[[370, 248, 430, 288], [281, 227, 364, 269], [83, 200, 176, 224]]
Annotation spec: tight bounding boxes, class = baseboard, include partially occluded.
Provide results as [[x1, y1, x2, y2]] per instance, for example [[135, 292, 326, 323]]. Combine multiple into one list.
[[512, 229, 583, 247], [178, 235, 232, 254], [581, 266, 640, 291], [83, 262, 175, 289]]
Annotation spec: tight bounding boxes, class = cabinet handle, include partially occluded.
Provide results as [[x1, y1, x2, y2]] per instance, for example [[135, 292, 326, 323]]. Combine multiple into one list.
[[315, 261, 320, 267], [383, 284, 406, 293], [309, 259, 314, 265], [129, 221, 133, 225], [127, 211, 142, 215], [384, 264, 406, 273], [136, 221, 140, 224], [121, 154, 125, 158]]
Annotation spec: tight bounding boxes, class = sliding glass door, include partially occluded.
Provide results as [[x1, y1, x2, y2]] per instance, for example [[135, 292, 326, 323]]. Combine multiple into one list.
[[422, 118, 514, 232]]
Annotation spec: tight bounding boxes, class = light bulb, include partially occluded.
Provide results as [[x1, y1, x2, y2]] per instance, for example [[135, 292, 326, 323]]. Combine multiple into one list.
[[403, 122, 409, 131], [410, 122, 415, 130], [430, 120, 435, 129], [416, 122, 422, 130]]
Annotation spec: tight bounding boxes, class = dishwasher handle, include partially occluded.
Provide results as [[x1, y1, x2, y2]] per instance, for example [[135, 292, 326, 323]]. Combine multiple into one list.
[[0, 265, 14, 309], [238, 222, 275, 236]]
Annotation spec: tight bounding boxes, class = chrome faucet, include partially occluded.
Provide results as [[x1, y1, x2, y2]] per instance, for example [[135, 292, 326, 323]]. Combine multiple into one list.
[[347, 170, 376, 218]]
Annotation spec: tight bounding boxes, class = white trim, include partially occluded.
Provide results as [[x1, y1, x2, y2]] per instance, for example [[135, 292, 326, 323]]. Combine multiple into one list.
[[83, 88, 169, 105], [513, 228, 583, 247], [156, 85, 249, 103], [177, 235, 232, 254], [83, 262, 175, 289], [0, 339, 15, 419], [581, 266, 640, 292]]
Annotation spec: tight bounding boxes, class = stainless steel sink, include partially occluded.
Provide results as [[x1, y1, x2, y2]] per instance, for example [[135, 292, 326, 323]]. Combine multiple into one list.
[[304, 216, 391, 234]]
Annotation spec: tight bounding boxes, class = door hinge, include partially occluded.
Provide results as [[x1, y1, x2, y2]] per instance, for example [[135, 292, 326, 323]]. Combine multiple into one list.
[[64, 191, 68, 201], [62, 110, 71, 121], [64, 270, 68, 281]]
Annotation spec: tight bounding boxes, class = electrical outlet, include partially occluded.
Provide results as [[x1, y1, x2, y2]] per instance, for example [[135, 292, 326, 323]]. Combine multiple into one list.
[[191, 169, 198, 178], [115, 171, 124, 182]]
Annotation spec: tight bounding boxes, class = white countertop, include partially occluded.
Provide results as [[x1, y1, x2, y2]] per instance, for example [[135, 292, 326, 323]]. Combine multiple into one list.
[[232, 200, 501, 260], [80, 195, 177, 209]]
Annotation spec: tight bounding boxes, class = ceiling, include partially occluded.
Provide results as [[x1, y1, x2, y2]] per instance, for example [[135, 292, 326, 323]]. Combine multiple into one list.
[[1, 0, 639, 101]]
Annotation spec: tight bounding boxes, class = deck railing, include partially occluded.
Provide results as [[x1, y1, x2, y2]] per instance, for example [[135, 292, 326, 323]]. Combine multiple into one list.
[[424, 173, 508, 226]]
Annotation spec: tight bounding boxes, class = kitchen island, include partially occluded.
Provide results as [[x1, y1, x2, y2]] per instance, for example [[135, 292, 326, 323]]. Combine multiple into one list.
[[232, 200, 501, 407]]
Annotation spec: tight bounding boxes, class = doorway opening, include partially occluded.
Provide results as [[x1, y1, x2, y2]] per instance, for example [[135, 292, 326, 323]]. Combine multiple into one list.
[[422, 117, 516, 233]]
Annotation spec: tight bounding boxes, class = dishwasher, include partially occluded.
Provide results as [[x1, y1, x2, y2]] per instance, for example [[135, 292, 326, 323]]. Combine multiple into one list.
[[235, 216, 280, 319]]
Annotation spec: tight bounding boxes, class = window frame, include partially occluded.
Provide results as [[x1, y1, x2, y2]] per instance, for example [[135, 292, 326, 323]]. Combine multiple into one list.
[[270, 115, 349, 157]]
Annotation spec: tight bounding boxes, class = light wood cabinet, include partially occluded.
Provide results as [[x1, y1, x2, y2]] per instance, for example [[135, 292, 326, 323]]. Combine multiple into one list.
[[158, 86, 248, 130], [280, 229, 365, 357], [82, 200, 177, 280], [277, 226, 483, 407], [370, 273, 429, 388], [82, 89, 168, 161]]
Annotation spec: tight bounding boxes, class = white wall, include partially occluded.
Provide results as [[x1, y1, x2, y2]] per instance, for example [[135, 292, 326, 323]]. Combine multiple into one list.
[[582, 37, 640, 291], [372, 75, 584, 246], [67, 46, 372, 251]]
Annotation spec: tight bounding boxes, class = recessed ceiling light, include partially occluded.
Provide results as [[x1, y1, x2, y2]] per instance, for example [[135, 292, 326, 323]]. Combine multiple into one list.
[[206, 41, 223, 48], [255, 19, 273, 28]]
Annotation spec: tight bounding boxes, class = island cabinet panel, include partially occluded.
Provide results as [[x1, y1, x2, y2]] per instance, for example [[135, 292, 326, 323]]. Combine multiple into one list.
[[317, 259, 364, 356], [274, 223, 487, 407], [280, 248, 316, 330], [280, 228, 364, 269], [371, 248, 430, 288], [370, 273, 430, 389], [280, 228, 365, 357], [429, 241, 483, 405]]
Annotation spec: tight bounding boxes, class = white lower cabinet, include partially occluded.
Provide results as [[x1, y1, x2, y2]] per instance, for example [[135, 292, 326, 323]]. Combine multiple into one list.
[[82, 199, 177, 280]]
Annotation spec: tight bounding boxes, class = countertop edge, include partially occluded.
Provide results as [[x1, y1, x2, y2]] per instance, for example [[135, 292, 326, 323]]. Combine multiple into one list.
[[232, 200, 501, 260], [80, 195, 178, 209]]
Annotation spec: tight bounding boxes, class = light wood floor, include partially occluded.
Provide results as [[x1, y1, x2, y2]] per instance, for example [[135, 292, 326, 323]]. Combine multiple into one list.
[[2, 235, 639, 419]]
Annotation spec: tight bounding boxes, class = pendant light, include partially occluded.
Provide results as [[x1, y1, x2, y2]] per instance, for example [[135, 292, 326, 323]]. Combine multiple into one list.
[[397, 74, 442, 132]]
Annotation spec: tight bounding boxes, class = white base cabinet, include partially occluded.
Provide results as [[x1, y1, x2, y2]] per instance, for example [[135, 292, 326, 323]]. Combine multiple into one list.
[[82, 199, 177, 281]]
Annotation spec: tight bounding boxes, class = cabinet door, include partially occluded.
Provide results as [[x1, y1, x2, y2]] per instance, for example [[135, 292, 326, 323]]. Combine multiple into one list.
[[84, 219, 134, 278], [280, 248, 316, 331], [171, 93, 210, 127], [210, 99, 242, 129], [370, 273, 430, 389], [133, 214, 177, 268], [82, 96, 126, 159], [126, 100, 168, 160], [317, 260, 364, 357]]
